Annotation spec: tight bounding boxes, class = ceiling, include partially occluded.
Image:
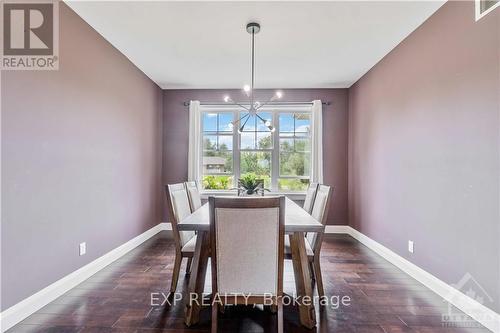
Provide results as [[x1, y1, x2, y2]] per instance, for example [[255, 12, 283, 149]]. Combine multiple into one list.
[[66, 1, 445, 89]]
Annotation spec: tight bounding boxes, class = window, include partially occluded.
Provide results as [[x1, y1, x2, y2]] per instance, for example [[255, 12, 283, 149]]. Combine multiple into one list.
[[201, 112, 234, 190], [476, 0, 499, 20], [239, 111, 273, 189], [200, 106, 313, 192], [278, 113, 311, 191]]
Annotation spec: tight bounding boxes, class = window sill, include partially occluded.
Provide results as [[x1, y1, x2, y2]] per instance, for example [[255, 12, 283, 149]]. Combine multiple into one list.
[[200, 190, 306, 201]]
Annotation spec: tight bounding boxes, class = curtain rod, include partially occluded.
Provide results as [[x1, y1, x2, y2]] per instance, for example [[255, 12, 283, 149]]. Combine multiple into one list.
[[183, 101, 331, 107]]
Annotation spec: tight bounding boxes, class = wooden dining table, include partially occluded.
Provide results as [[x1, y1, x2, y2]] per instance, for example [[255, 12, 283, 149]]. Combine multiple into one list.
[[177, 196, 324, 329]]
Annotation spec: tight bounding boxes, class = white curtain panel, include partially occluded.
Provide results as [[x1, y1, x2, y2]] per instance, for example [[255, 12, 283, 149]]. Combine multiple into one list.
[[188, 100, 201, 181], [311, 100, 324, 183]]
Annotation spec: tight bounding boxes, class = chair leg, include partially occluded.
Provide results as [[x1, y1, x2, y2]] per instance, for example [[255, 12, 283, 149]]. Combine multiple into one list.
[[186, 257, 192, 275], [277, 300, 283, 333], [170, 253, 182, 293], [313, 258, 325, 299], [211, 302, 218, 333]]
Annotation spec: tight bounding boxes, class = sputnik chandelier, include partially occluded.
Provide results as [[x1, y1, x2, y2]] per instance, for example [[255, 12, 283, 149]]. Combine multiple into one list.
[[225, 22, 283, 133]]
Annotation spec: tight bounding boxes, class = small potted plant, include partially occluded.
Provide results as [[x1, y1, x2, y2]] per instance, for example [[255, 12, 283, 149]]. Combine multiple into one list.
[[236, 173, 269, 196]]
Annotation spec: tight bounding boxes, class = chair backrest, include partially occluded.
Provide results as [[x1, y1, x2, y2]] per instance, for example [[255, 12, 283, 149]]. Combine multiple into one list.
[[303, 183, 319, 213], [306, 185, 332, 253], [166, 183, 196, 249], [184, 181, 202, 212], [209, 196, 285, 298]]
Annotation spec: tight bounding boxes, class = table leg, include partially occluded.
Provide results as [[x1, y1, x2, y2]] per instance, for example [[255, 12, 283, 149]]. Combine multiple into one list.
[[289, 232, 316, 329], [184, 230, 209, 326]]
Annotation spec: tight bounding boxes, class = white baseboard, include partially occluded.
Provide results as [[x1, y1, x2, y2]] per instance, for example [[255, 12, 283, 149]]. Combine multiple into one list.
[[0, 222, 170, 332], [324, 225, 351, 234], [341, 226, 499, 333]]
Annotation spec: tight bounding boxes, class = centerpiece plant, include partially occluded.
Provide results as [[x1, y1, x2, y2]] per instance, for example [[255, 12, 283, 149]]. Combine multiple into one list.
[[236, 173, 270, 196]]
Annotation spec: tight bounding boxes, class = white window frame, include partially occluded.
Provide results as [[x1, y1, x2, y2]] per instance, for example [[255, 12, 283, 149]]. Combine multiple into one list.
[[199, 104, 314, 197], [475, 0, 499, 20], [275, 110, 312, 191], [198, 108, 235, 190]]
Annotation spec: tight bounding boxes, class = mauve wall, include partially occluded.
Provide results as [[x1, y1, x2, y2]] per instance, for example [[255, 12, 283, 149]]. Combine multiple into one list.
[[162, 89, 348, 225], [1, 4, 163, 310], [348, 1, 499, 311]]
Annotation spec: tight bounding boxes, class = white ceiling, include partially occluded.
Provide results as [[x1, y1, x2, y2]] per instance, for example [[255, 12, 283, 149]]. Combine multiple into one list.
[[66, 1, 444, 89]]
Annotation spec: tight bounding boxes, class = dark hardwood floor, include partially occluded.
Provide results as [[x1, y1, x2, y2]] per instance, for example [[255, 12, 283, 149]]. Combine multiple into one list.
[[8, 233, 488, 333]]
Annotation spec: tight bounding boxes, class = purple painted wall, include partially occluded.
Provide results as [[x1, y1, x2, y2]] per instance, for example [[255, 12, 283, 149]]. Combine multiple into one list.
[[1, 4, 163, 310], [348, 1, 499, 311], [162, 89, 348, 225]]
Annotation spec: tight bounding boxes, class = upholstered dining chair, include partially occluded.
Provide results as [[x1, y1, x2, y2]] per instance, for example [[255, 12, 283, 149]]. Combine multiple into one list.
[[166, 183, 197, 294], [302, 183, 319, 214], [285, 184, 332, 298], [184, 181, 202, 212], [209, 196, 285, 333]]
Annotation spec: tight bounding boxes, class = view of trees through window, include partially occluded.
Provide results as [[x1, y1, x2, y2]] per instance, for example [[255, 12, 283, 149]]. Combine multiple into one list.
[[201, 109, 311, 191], [278, 112, 311, 191], [202, 112, 233, 190], [239, 111, 272, 189]]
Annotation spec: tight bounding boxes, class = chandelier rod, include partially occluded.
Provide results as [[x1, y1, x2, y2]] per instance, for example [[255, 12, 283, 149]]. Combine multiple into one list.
[[251, 28, 255, 107], [239, 113, 251, 132]]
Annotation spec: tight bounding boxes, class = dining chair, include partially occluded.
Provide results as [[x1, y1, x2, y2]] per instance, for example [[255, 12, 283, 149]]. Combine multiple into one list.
[[166, 183, 197, 294], [302, 182, 319, 214], [285, 184, 332, 298], [184, 181, 202, 212], [209, 196, 285, 333]]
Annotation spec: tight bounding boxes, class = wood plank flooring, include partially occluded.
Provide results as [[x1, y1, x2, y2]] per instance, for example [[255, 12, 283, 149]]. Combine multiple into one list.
[[7, 233, 488, 333]]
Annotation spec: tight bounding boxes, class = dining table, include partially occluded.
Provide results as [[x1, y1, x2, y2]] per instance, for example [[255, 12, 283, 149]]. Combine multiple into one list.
[[177, 196, 324, 329]]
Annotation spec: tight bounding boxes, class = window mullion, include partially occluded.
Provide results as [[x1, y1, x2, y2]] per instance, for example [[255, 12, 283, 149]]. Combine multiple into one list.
[[254, 117, 257, 149], [271, 111, 279, 191], [233, 110, 240, 187]]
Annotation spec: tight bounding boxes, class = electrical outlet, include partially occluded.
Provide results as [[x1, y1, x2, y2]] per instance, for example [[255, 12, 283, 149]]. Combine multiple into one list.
[[79, 242, 86, 256], [408, 240, 414, 253]]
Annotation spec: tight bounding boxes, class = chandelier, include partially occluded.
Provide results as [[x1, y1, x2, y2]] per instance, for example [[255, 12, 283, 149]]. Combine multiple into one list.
[[225, 22, 283, 133]]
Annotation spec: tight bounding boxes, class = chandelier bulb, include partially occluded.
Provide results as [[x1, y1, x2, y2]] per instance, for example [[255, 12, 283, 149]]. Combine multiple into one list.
[[221, 24, 284, 135]]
